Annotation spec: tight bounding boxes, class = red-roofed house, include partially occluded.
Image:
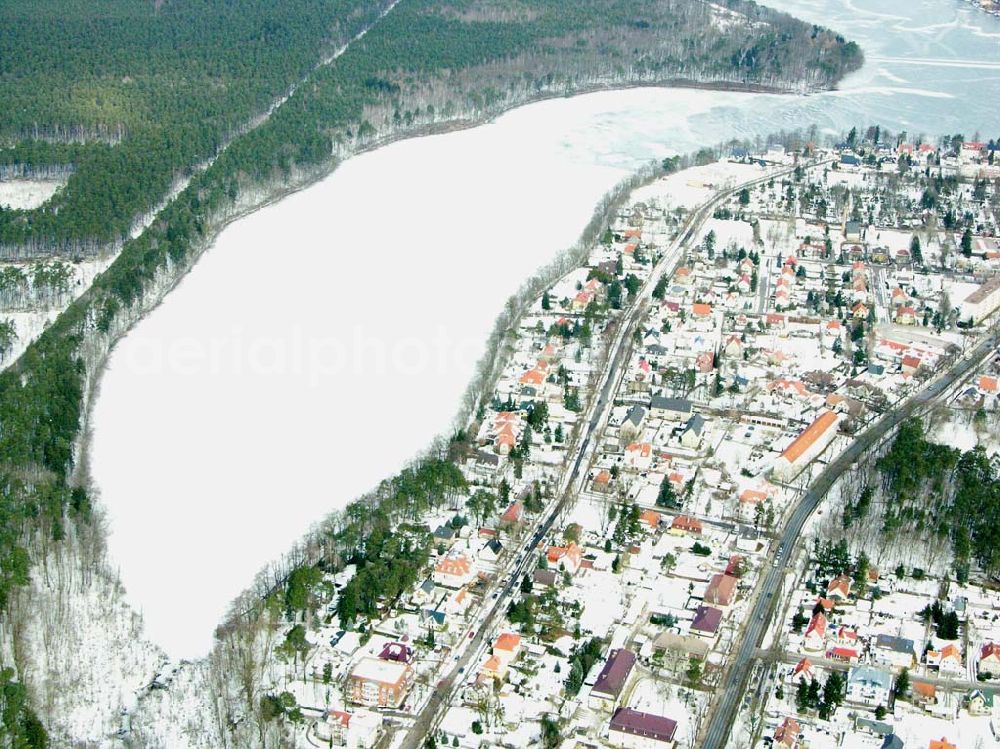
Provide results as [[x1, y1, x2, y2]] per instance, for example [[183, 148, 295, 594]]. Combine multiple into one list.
[[896, 305, 916, 325], [803, 612, 828, 652], [640, 509, 662, 530], [790, 658, 814, 684], [704, 574, 738, 607], [827, 574, 852, 601], [979, 642, 1000, 674], [670, 515, 703, 535], [433, 554, 475, 588], [547, 542, 583, 575], [774, 717, 802, 748], [625, 442, 654, 471], [501, 501, 524, 525]]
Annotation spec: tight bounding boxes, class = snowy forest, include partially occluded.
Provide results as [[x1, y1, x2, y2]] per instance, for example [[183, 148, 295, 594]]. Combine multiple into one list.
[[0, 0, 861, 254], [0, 0, 867, 744]]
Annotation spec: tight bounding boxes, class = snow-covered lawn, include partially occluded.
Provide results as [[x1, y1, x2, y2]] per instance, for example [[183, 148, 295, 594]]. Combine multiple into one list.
[[0, 178, 64, 209]]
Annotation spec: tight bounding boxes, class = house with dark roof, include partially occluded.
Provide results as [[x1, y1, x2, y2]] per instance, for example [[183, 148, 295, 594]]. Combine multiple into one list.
[[690, 605, 723, 637], [650, 396, 693, 422], [590, 648, 636, 708], [680, 413, 707, 448], [608, 707, 677, 749]]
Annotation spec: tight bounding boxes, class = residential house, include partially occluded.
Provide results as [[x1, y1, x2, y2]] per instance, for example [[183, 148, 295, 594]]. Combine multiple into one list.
[[704, 574, 737, 607], [803, 612, 828, 652], [790, 658, 815, 684], [928, 739, 956, 749], [927, 644, 963, 676], [608, 707, 678, 749], [912, 682, 938, 709], [479, 538, 504, 563], [650, 396, 693, 422], [621, 405, 648, 442], [433, 554, 475, 588], [501, 501, 525, 526], [640, 509, 662, 531], [690, 606, 723, 638], [316, 710, 381, 749], [901, 355, 922, 375], [773, 717, 802, 748], [591, 648, 637, 708], [670, 515, 703, 535], [479, 632, 522, 681], [846, 666, 893, 707], [593, 469, 614, 494], [533, 568, 558, 588], [827, 574, 852, 601], [979, 642, 1000, 676], [968, 688, 995, 716], [680, 414, 707, 449], [349, 658, 414, 708], [547, 542, 583, 575], [874, 635, 916, 669], [625, 442, 654, 471]]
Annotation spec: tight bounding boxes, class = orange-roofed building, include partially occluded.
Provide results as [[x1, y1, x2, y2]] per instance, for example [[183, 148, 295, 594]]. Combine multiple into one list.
[[704, 573, 738, 607], [640, 509, 661, 530], [929, 739, 956, 749], [912, 681, 937, 705], [547, 542, 583, 575], [896, 305, 916, 324], [625, 442, 654, 470], [479, 655, 506, 681], [692, 303, 712, 318], [979, 375, 998, 393], [519, 367, 545, 386], [772, 410, 840, 481], [739, 489, 767, 505], [814, 596, 835, 613], [790, 658, 814, 684], [774, 717, 801, 748], [670, 515, 703, 535], [433, 554, 475, 588], [593, 469, 613, 493], [501, 501, 524, 525], [902, 354, 922, 374], [827, 574, 852, 601], [773, 717, 801, 747], [494, 632, 522, 656], [769, 378, 810, 399]]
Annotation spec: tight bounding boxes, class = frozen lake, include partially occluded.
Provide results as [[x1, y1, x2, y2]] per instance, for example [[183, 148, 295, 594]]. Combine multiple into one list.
[[90, 0, 1000, 658]]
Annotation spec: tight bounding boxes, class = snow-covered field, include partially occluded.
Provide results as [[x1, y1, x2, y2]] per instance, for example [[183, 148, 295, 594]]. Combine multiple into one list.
[[0, 178, 64, 209], [88, 0, 1000, 661]]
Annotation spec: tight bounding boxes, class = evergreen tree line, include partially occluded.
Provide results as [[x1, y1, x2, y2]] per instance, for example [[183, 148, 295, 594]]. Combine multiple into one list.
[[0, 0, 862, 253]]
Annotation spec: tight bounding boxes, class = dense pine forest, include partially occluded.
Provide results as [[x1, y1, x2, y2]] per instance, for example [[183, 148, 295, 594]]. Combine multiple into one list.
[[0, 0, 861, 253], [0, 0, 863, 743]]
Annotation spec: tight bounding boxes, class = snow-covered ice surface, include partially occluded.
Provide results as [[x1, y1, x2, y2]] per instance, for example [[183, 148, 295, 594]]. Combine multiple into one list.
[[89, 0, 1000, 659]]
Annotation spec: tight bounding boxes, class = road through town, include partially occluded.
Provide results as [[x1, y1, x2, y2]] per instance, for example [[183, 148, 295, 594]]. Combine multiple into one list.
[[396, 158, 811, 749], [699, 324, 1000, 749]]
